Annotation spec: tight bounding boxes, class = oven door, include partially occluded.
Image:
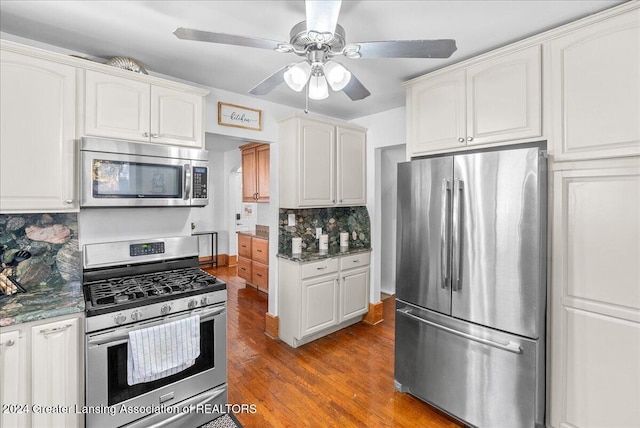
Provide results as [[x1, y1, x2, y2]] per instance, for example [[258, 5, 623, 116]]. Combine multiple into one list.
[[86, 304, 227, 428], [81, 150, 190, 207]]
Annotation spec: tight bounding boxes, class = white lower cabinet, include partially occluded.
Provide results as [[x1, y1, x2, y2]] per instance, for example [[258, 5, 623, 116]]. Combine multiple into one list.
[[0, 314, 83, 428], [279, 252, 370, 348]]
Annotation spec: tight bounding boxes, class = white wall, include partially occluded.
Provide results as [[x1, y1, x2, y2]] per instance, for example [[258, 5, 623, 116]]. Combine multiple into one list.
[[351, 106, 406, 303]]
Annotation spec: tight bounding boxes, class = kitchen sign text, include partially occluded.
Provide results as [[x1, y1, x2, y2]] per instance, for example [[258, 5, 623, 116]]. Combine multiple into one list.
[[218, 102, 262, 131]]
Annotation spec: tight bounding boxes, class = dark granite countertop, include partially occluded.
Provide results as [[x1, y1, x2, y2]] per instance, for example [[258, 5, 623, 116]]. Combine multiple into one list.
[[0, 280, 84, 327], [277, 247, 372, 263]]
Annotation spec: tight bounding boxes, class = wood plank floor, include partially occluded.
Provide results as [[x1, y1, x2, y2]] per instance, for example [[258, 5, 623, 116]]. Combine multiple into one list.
[[205, 266, 464, 428]]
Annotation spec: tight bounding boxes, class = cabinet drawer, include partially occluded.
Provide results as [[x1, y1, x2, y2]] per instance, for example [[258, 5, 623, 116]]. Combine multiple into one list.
[[238, 257, 252, 281], [238, 234, 252, 258], [252, 238, 269, 264], [301, 258, 339, 279], [340, 252, 370, 270], [252, 261, 269, 290]]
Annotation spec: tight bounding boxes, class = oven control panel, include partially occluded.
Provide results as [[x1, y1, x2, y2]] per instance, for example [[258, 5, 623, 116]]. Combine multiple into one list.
[[192, 167, 208, 199], [130, 242, 165, 257]]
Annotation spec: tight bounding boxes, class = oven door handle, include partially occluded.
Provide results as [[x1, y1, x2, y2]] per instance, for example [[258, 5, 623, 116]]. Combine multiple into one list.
[[88, 305, 226, 346], [147, 388, 226, 428]]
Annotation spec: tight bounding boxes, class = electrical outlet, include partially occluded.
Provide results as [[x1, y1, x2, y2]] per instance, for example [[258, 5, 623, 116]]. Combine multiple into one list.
[[288, 214, 296, 226]]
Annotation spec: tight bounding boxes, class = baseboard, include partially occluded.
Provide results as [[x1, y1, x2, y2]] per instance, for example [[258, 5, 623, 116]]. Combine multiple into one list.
[[265, 313, 279, 340], [227, 255, 237, 267], [363, 301, 384, 325], [198, 254, 230, 267]]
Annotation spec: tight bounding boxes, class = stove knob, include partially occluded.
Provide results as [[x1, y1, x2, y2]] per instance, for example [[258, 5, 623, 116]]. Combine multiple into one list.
[[200, 296, 210, 306], [114, 314, 127, 325], [131, 310, 143, 321], [160, 304, 172, 315], [188, 299, 198, 309]]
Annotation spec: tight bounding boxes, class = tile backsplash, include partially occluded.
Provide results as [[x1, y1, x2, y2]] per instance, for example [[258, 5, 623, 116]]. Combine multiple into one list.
[[279, 207, 371, 255], [0, 213, 80, 289]]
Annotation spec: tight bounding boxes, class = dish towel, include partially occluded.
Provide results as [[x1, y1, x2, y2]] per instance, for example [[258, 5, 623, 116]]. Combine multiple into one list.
[[127, 315, 201, 386]]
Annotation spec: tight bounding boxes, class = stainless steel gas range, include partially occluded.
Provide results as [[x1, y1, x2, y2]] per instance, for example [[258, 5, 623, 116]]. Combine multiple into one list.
[[82, 236, 227, 428]]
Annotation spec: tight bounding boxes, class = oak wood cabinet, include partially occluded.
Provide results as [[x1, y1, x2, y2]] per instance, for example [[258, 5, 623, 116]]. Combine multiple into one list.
[[237, 234, 269, 293], [0, 47, 77, 213], [406, 44, 541, 156], [240, 143, 270, 202], [84, 70, 206, 148], [278, 251, 370, 348], [0, 314, 83, 428], [278, 115, 366, 208]]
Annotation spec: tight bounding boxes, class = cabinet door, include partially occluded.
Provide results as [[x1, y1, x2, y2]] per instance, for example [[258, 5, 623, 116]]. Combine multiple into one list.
[[241, 147, 258, 202], [466, 45, 541, 146], [31, 318, 81, 428], [550, 164, 640, 428], [336, 127, 366, 205], [150, 85, 203, 147], [340, 267, 369, 322], [548, 10, 640, 160], [300, 276, 339, 338], [0, 329, 28, 428], [0, 51, 76, 213], [256, 144, 270, 202], [299, 119, 335, 206], [85, 70, 150, 142], [238, 257, 252, 282], [407, 70, 466, 156], [251, 237, 269, 265], [238, 234, 252, 258]]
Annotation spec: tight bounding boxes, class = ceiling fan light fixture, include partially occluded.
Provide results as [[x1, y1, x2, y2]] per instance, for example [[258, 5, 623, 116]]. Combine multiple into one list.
[[308, 73, 329, 100], [284, 61, 312, 92], [324, 61, 351, 91]]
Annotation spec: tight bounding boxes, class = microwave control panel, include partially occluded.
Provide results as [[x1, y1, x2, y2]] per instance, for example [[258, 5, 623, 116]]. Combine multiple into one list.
[[192, 167, 208, 199], [130, 242, 165, 257]]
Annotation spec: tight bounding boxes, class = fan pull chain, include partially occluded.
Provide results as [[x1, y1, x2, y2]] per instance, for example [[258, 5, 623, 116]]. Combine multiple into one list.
[[304, 83, 309, 114]]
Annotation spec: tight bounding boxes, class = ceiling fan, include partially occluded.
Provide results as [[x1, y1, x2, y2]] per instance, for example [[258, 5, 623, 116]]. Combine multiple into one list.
[[174, 0, 457, 101]]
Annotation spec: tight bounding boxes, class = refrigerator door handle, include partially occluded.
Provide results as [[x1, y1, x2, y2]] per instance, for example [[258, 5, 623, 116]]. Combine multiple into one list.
[[440, 179, 452, 289], [397, 308, 522, 354], [452, 179, 464, 291]]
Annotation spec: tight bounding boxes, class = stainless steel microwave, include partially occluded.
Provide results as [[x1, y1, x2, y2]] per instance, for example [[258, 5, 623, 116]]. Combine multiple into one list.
[[80, 138, 209, 207]]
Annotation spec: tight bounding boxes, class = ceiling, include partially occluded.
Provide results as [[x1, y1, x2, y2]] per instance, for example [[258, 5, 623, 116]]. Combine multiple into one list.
[[0, 0, 626, 120]]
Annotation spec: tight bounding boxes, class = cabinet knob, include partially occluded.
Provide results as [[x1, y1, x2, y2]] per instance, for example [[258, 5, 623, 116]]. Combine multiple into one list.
[[458, 137, 465, 143], [143, 132, 150, 137], [64, 199, 73, 205], [467, 136, 473, 142], [3, 339, 15, 347], [151, 133, 159, 138]]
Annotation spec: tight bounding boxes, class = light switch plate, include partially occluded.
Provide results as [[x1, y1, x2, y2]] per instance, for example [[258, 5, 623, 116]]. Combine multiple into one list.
[[316, 228, 322, 239], [288, 214, 296, 226]]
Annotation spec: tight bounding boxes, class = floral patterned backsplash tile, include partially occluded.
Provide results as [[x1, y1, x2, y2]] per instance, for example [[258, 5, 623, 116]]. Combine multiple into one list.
[[0, 213, 81, 290], [279, 206, 371, 255]]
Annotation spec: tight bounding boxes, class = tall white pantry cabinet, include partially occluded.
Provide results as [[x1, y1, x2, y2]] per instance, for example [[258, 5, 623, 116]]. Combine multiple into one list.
[[404, 2, 639, 427]]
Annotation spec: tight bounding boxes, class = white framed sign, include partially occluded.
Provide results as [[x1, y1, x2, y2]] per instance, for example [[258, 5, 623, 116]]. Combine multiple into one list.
[[218, 102, 262, 131]]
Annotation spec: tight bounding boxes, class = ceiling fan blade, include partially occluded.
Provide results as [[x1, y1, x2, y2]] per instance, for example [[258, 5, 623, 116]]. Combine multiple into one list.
[[342, 72, 371, 101], [174, 27, 284, 51], [306, 0, 342, 35], [354, 39, 457, 59], [249, 65, 291, 95]]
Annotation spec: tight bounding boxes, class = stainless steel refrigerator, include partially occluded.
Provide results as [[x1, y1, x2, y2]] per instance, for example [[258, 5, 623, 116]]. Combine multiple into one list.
[[394, 144, 547, 428]]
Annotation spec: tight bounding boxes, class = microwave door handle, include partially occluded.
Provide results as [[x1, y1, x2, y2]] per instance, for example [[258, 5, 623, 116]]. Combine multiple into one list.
[[184, 164, 192, 200]]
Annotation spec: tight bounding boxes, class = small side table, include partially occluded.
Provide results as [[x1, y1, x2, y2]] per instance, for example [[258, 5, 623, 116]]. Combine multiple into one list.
[[192, 231, 218, 268]]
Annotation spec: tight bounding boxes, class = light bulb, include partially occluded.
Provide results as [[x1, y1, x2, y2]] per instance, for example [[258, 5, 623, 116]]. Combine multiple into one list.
[[324, 61, 351, 91], [308, 74, 329, 100], [284, 62, 311, 92]]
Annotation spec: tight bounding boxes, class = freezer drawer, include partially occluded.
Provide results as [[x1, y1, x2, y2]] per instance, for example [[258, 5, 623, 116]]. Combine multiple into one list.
[[394, 302, 544, 428]]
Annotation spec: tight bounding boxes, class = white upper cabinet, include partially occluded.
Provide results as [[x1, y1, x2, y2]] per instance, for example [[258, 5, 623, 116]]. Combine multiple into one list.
[[406, 45, 541, 156], [84, 70, 205, 148], [336, 126, 367, 206], [279, 115, 367, 208], [0, 49, 77, 213], [547, 8, 640, 160]]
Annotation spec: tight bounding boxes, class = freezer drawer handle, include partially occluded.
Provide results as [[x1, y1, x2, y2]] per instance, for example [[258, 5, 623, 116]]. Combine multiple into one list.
[[147, 387, 226, 428], [398, 308, 522, 354]]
